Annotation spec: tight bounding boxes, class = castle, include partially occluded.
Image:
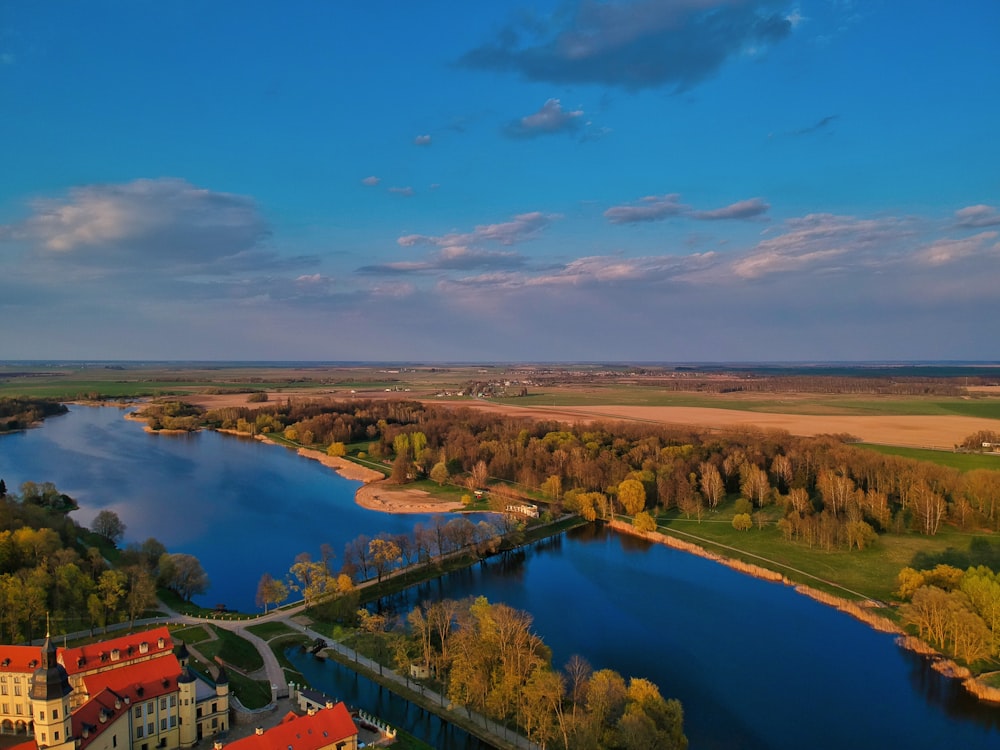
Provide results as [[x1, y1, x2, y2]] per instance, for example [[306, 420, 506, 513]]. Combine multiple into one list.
[[0, 626, 229, 750]]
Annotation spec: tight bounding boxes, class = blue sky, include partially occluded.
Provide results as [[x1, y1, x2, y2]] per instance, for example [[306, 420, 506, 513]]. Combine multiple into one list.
[[2, 1, 998, 362]]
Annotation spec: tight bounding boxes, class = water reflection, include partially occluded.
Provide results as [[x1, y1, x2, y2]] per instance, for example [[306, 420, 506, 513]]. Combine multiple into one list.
[[287, 648, 493, 750]]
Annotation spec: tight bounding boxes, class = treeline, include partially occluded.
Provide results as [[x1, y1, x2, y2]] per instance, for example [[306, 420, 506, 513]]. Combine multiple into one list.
[[362, 596, 686, 749], [0, 482, 209, 642], [0, 397, 68, 432], [190, 397, 1000, 547], [897, 562, 1000, 666]]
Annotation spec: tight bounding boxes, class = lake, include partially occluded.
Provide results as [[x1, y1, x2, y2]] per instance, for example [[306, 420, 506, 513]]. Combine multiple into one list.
[[0, 405, 433, 611], [2, 405, 1000, 748]]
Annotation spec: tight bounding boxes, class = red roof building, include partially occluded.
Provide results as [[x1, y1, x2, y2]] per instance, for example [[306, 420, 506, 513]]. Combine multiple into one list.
[[221, 704, 358, 750]]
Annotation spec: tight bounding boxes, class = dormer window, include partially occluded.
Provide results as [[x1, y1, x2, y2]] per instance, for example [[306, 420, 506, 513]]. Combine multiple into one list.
[[111, 649, 120, 661], [140, 642, 149, 654], [157, 638, 165, 649]]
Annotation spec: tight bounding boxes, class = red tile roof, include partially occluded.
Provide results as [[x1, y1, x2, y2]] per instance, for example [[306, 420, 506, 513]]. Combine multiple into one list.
[[224, 704, 357, 750], [72, 686, 131, 750], [0, 644, 41, 673], [6, 740, 37, 750], [60, 627, 174, 676], [83, 653, 181, 701]]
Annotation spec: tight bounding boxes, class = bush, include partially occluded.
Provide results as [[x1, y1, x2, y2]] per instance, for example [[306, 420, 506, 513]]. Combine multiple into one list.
[[732, 513, 753, 531]]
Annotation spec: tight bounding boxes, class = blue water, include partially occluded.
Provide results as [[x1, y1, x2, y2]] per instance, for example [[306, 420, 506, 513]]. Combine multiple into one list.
[[0, 405, 433, 611], [3, 406, 1000, 748], [287, 649, 492, 750]]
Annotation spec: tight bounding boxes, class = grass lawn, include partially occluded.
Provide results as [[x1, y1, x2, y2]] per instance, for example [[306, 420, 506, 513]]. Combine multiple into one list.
[[225, 671, 272, 709], [246, 621, 298, 640], [195, 626, 264, 672], [170, 624, 213, 644], [856, 444, 1000, 472], [652, 507, 997, 603]]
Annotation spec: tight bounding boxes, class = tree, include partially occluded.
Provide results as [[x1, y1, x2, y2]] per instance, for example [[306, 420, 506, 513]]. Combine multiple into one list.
[[732, 513, 753, 531], [430, 461, 449, 486], [92, 509, 126, 545], [468, 460, 489, 491], [634, 511, 657, 532], [326, 442, 346, 457], [289, 554, 333, 604], [0, 478, 6, 498], [158, 553, 210, 602], [698, 463, 725, 510], [369, 537, 402, 583], [124, 566, 157, 628], [618, 479, 646, 516], [256, 572, 289, 612]]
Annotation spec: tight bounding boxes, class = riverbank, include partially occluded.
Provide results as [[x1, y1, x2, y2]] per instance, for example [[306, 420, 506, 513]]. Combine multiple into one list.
[[608, 518, 1000, 706]]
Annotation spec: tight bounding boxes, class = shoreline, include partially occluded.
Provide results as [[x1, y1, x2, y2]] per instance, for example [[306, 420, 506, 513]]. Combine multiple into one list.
[[252, 433, 465, 515], [608, 518, 1000, 705]]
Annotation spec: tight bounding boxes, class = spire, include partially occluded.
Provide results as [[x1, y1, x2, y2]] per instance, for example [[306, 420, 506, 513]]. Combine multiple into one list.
[[30, 617, 72, 700]]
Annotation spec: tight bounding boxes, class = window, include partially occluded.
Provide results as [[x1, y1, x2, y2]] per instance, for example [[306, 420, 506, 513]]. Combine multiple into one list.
[[160, 718, 166, 731], [160, 698, 166, 710], [0, 685, 7, 695], [39, 710, 45, 720], [169, 716, 176, 729], [134, 706, 142, 718], [13, 685, 20, 697], [2, 702, 8, 713], [53, 709, 58, 719], [196, 707, 202, 718], [211, 702, 217, 714], [54, 731, 60, 741], [15, 704, 22, 715], [137, 726, 144, 738], [169, 696, 176, 707], [147, 722, 154, 735], [211, 717, 218, 729], [113, 735, 117, 748], [146, 702, 153, 713], [41, 733, 46, 743]]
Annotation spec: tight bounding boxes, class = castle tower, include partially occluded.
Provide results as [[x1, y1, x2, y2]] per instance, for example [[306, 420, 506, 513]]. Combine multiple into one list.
[[29, 624, 74, 749], [177, 666, 197, 748]]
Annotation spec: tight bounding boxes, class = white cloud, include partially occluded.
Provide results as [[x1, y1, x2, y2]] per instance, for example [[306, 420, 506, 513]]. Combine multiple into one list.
[[389, 186, 415, 197], [361, 176, 380, 186], [505, 98, 585, 138], [693, 198, 770, 221], [731, 213, 912, 278], [2, 178, 270, 266], [955, 204, 1000, 228], [414, 134, 432, 146], [919, 232, 999, 266]]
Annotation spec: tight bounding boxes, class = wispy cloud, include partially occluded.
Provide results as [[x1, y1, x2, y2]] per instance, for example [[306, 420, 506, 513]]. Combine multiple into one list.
[[955, 204, 1000, 228], [604, 194, 687, 224], [504, 98, 584, 138], [731, 213, 913, 278], [919, 231, 999, 266], [789, 114, 839, 137], [692, 198, 770, 221], [360, 246, 527, 275], [605, 194, 769, 224], [461, 0, 794, 91], [398, 211, 555, 247], [389, 186, 415, 197], [414, 134, 432, 146], [361, 176, 380, 186]]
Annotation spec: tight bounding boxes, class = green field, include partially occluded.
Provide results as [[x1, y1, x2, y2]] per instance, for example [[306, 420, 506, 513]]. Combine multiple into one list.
[[857, 444, 1000, 472], [652, 502, 999, 603], [500, 389, 1000, 419]]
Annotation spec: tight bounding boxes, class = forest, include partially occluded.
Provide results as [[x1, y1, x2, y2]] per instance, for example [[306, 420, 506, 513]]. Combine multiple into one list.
[[0, 481, 209, 642]]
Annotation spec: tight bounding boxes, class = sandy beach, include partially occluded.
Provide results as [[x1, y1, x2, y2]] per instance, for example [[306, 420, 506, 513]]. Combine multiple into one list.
[[285, 442, 465, 514]]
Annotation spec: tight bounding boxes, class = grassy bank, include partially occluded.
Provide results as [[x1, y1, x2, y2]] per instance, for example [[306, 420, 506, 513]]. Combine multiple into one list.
[[857, 443, 1000, 472]]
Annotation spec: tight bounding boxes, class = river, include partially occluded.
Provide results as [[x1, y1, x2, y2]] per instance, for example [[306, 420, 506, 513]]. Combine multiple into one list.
[[2, 406, 999, 748]]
